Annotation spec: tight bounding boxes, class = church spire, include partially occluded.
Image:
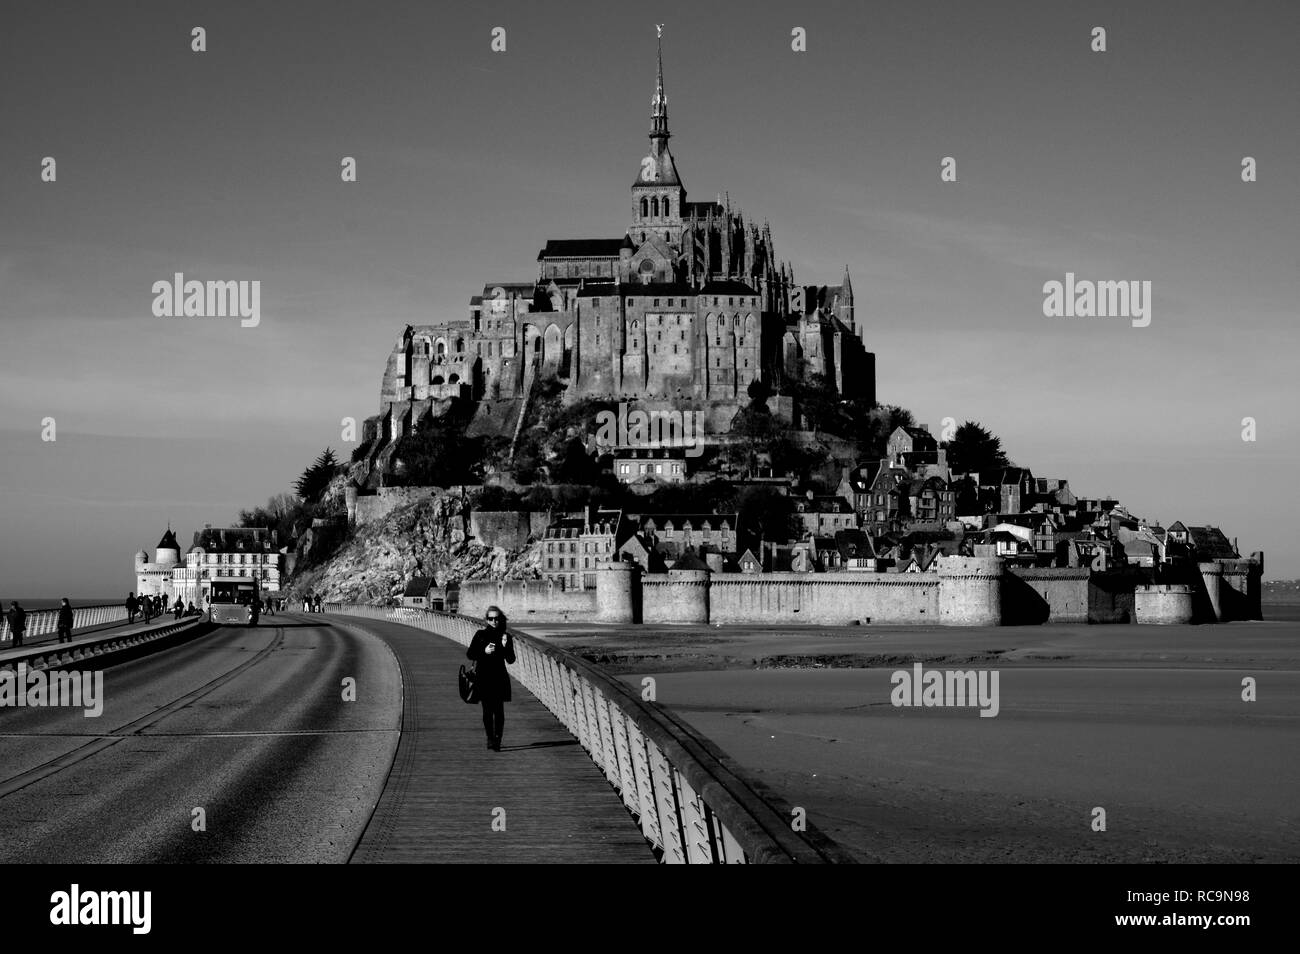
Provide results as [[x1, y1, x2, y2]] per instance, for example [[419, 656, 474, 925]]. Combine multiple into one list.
[[650, 25, 669, 144]]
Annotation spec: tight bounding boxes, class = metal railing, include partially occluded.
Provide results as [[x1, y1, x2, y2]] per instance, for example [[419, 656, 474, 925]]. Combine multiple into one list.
[[0, 616, 207, 674], [1, 603, 129, 642], [325, 602, 854, 864]]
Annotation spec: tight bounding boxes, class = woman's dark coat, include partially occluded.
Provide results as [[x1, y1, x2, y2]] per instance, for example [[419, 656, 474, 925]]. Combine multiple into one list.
[[467, 626, 516, 702]]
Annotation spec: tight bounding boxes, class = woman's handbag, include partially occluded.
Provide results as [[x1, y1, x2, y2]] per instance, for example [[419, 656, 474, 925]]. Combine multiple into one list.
[[458, 661, 479, 704]]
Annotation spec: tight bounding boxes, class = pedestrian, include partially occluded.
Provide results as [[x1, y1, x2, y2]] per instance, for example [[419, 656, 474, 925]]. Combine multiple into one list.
[[161, 593, 169, 613], [56, 598, 74, 643], [187, 601, 197, 615], [125, 592, 138, 624], [6, 601, 27, 649], [466, 605, 516, 751], [174, 598, 184, 620]]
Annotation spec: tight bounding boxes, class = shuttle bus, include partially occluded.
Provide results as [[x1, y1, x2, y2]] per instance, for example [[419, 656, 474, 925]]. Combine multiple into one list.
[[209, 577, 260, 626]]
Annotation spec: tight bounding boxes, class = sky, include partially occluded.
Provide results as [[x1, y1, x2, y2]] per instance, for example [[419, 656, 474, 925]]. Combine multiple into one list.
[[1, 0, 1297, 596]]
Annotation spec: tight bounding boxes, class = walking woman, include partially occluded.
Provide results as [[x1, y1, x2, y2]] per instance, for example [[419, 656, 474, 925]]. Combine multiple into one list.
[[467, 606, 516, 751]]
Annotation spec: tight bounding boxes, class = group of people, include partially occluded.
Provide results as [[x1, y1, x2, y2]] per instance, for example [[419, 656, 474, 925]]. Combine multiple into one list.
[[300, 594, 325, 613], [126, 592, 208, 624], [124, 592, 171, 624]]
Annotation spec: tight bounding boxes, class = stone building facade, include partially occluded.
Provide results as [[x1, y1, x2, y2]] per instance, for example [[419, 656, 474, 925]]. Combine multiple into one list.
[[363, 35, 875, 456]]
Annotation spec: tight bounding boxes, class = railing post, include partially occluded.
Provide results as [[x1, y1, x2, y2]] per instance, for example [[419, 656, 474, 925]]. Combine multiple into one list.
[[647, 738, 687, 864], [610, 706, 640, 816], [676, 773, 716, 864], [628, 722, 662, 850]]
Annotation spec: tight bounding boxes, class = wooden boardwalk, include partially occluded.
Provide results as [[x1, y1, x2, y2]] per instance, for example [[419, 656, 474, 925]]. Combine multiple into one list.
[[333, 614, 656, 864]]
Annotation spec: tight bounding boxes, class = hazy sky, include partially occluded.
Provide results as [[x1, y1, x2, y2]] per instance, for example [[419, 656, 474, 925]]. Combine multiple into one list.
[[1, 0, 1297, 596]]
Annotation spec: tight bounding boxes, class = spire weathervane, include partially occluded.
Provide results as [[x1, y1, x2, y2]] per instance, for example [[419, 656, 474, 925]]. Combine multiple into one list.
[[650, 24, 669, 140]]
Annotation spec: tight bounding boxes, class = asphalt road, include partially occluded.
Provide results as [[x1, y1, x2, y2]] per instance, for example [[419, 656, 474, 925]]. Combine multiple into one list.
[[0, 618, 400, 863]]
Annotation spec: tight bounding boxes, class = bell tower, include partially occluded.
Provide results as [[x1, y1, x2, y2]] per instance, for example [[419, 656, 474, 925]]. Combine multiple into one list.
[[630, 25, 685, 249]]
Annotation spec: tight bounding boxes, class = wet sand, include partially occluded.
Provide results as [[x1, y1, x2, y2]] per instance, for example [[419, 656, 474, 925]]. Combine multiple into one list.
[[526, 606, 1300, 863]]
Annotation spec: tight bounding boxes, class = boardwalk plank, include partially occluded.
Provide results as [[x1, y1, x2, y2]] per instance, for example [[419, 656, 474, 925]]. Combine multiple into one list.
[[338, 615, 655, 864]]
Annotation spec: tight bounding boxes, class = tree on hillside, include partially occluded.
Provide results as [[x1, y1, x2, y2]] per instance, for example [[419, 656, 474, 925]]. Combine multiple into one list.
[[295, 448, 340, 504], [838, 402, 915, 459], [735, 485, 802, 546], [944, 422, 1011, 475], [791, 372, 837, 434]]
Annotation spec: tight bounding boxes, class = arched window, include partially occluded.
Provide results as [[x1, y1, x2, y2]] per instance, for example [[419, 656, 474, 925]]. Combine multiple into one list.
[[663, 197, 671, 217], [431, 375, 444, 385], [449, 373, 460, 384], [641, 198, 648, 217], [651, 197, 659, 218], [455, 338, 464, 353]]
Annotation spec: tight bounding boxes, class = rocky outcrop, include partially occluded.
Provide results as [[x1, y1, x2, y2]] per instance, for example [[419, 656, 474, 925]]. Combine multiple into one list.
[[287, 491, 541, 605]]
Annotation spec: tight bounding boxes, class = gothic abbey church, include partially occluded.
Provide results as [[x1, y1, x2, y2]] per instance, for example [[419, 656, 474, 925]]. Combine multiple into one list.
[[364, 35, 875, 455]]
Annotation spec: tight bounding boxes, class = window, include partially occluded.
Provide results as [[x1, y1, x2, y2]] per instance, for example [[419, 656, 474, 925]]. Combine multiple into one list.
[[664, 197, 671, 217], [653, 298, 659, 306], [592, 298, 599, 306], [641, 198, 648, 217], [651, 197, 659, 217]]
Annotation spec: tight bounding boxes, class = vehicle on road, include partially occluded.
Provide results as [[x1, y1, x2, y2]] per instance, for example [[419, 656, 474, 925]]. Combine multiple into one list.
[[209, 578, 260, 626]]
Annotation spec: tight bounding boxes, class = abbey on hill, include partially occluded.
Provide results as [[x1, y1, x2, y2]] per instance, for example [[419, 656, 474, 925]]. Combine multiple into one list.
[[360, 33, 873, 466]]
